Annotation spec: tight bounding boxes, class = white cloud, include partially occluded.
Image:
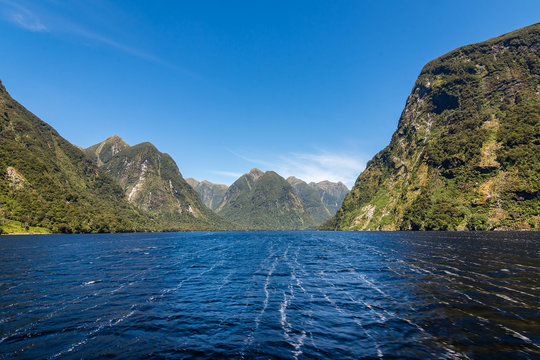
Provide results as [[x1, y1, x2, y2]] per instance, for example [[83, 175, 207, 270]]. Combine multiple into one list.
[[1, 1, 47, 32], [211, 170, 245, 179], [229, 149, 366, 188], [0, 0, 175, 68]]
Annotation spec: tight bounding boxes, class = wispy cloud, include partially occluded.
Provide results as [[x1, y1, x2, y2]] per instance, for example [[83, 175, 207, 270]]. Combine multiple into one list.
[[1, 0, 47, 32], [211, 170, 245, 179], [229, 149, 365, 188], [0, 0, 175, 68]]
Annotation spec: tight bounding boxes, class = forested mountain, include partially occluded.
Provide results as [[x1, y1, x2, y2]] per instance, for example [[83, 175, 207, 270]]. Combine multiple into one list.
[[85, 137, 233, 231], [0, 81, 152, 233], [323, 24, 539, 231], [287, 176, 348, 224], [216, 169, 317, 230]]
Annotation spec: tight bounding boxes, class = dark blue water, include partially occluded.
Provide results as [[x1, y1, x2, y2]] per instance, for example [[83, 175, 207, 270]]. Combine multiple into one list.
[[0, 231, 538, 359]]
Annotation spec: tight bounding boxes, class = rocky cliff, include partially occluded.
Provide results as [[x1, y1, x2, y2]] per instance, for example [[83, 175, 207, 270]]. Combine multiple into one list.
[[323, 24, 539, 230]]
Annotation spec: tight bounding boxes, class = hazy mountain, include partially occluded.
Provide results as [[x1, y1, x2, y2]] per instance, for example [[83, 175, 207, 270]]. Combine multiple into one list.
[[86, 137, 233, 231], [186, 178, 228, 210], [310, 180, 349, 216], [286, 176, 349, 223], [216, 169, 317, 230], [0, 81, 153, 233], [322, 24, 540, 231]]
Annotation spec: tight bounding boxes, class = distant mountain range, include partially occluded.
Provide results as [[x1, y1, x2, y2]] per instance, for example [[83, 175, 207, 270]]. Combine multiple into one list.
[[188, 170, 348, 230], [0, 79, 347, 233], [322, 23, 539, 231], [287, 176, 349, 224]]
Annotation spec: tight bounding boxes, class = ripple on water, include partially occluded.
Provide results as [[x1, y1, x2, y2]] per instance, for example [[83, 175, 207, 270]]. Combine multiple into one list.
[[0, 231, 538, 359]]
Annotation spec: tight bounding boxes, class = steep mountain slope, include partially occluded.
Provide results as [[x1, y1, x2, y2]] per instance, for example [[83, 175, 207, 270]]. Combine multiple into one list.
[[0, 81, 152, 233], [84, 135, 129, 166], [323, 24, 539, 231], [309, 180, 349, 216], [86, 138, 233, 230], [186, 178, 228, 210], [287, 176, 334, 223], [217, 169, 317, 230]]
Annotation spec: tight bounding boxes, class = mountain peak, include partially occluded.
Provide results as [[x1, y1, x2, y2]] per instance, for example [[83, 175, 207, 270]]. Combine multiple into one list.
[[286, 176, 306, 186], [185, 177, 199, 187], [106, 134, 127, 144], [249, 168, 263, 175], [84, 135, 130, 166], [248, 168, 264, 180], [217, 169, 316, 230]]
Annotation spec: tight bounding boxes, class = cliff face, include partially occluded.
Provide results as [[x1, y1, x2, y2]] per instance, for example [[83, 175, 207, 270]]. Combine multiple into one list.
[[323, 24, 539, 231]]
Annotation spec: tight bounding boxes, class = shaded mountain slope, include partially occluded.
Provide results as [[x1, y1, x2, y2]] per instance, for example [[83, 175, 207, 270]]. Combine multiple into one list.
[[287, 176, 333, 223], [323, 24, 540, 231], [311, 180, 350, 215], [186, 178, 228, 210]]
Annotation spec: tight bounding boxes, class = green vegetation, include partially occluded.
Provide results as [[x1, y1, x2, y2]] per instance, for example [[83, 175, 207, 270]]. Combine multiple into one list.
[[217, 169, 317, 230], [186, 178, 228, 210], [0, 217, 51, 234], [287, 177, 349, 224], [0, 81, 157, 234], [322, 23, 540, 231], [86, 138, 235, 231], [0, 81, 231, 234]]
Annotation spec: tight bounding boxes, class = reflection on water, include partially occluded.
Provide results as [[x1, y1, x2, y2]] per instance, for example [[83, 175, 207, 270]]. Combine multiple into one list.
[[0, 231, 538, 359]]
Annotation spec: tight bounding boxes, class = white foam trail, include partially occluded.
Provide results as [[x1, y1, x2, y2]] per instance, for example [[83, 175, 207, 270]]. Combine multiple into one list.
[[242, 243, 288, 356], [494, 293, 526, 306], [49, 309, 137, 359]]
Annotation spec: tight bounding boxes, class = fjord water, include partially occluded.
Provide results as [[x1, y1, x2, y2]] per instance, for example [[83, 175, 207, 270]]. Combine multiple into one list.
[[0, 232, 538, 359]]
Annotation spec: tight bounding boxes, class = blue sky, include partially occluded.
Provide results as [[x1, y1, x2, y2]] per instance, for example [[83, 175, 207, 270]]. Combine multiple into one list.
[[1, 0, 538, 187]]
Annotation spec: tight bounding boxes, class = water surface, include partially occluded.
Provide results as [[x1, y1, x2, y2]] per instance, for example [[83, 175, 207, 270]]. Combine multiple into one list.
[[0, 231, 538, 359]]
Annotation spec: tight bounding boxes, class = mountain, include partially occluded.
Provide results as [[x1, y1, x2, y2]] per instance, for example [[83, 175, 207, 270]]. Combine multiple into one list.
[[0, 81, 153, 233], [287, 176, 349, 223], [309, 180, 349, 216], [84, 135, 129, 166], [322, 24, 539, 231], [186, 178, 228, 210], [216, 169, 317, 230], [85, 137, 233, 231]]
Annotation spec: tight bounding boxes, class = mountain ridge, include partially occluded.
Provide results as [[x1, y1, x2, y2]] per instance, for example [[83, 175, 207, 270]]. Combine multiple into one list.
[[84, 137, 234, 231], [0, 80, 154, 233]]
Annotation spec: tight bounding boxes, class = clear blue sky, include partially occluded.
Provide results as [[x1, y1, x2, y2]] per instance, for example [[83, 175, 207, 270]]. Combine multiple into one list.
[[1, 0, 538, 187]]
